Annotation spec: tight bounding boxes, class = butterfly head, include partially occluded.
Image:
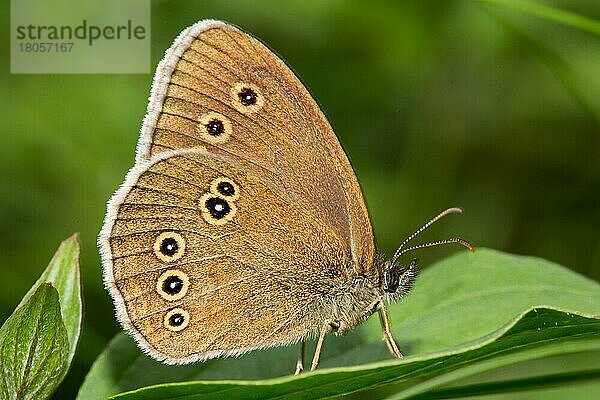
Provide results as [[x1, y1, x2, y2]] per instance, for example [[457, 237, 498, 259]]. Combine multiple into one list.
[[381, 257, 418, 295], [378, 207, 475, 297]]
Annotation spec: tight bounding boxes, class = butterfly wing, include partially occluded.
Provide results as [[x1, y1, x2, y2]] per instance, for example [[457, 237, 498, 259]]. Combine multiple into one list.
[[101, 149, 348, 363], [137, 20, 374, 271]]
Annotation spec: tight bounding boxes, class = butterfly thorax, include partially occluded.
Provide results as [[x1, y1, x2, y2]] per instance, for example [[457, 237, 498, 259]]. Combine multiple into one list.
[[313, 256, 417, 334]]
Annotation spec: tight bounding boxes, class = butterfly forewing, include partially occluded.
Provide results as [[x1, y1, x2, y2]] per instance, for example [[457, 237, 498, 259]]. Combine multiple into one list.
[[138, 20, 374, 271], [103, 150, 349, 363]]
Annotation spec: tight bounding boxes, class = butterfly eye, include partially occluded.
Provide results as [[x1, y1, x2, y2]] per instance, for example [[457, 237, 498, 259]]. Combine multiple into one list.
[[197, 112, 231, 143], [231, 82, 264, 114], [210, 177, 240, 200], [156, 269, 189, 301], [164, 308, 190, 332], [153, 232, 186, 262]]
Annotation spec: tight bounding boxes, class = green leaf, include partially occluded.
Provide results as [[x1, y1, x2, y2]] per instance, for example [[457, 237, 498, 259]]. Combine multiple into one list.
[[78, 249, 600, 400], [475, 0, 600, 37], [0, 283, 69, 400], [19, 233, 82, 366], [409, 368, 600, 399], [100, 308, 600, 400], [0, 234, 82, 399]]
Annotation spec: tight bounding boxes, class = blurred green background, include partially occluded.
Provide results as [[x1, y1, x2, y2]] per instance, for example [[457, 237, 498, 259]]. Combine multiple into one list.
[[1, 0, 599, 398]]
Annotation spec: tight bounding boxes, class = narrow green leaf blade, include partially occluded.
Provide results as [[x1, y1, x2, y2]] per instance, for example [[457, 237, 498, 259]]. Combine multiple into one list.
[[475, 0, 600, 37], [0, 283, 69, 400]]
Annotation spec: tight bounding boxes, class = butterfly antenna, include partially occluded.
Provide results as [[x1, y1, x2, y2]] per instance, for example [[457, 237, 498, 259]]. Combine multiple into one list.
[[391, 207, 475, 263]]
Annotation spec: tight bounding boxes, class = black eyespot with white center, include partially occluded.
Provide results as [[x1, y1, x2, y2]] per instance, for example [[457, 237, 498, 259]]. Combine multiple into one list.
[[205, 119, 225, 136], [198, 112, 231, 143], [210, 177, 240, 201], [238, 87, 258, 106], [156, 269, 189, 300], [169, 313, 185, 326], [164, 308, 190, 331], [216, 181, 235, 197], [153, 232, 185, 262], [162, 275, 183, 295], [205, 196, 231, 219], [199, 192, 237, 225], [160, 237, 178, 257], [231, 82, 264, 114]]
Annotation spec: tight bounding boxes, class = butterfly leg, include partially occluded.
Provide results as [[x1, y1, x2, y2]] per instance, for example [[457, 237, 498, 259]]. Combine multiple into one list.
[[378, 302, 404, 358], [294, 341, 305, 375], [310, 320, 339, 371]]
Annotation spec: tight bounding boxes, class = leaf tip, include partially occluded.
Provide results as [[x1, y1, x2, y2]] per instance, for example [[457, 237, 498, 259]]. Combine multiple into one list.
[[64, 232, 81, 245], [54, 232, 81, 262]]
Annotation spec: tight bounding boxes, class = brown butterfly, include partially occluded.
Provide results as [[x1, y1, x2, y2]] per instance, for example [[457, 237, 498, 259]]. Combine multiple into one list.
[[99, 19, 473, 373]]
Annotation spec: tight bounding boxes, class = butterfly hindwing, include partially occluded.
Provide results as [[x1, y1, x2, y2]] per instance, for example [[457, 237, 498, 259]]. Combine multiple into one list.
[[101, 149, 348, 363]]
